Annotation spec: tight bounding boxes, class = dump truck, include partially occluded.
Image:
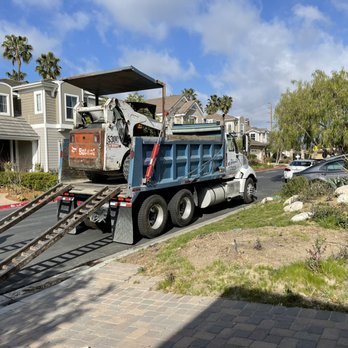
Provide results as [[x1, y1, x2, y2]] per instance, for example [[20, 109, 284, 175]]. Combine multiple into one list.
[[0, 66, 257, 281]]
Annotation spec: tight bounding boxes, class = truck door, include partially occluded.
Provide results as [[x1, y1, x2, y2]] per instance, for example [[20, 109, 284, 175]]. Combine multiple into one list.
[[226, 133, 242, 176]]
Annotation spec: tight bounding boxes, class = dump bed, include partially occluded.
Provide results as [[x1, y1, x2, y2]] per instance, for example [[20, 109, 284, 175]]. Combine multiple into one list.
[[129, 136, 225, 191]]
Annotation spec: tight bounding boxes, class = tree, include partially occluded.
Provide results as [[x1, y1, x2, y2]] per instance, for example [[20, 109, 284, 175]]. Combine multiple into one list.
[[205, 94, 233, 116], [181, 88, 203, 109], [125, 92, 145, 103], [1, 34, 33, 81], [275, 69, 348, 152], [35, 52, 62, 79]]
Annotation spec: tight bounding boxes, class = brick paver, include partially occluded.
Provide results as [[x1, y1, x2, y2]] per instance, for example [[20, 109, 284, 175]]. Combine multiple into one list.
[[0, 261, 347, 347]]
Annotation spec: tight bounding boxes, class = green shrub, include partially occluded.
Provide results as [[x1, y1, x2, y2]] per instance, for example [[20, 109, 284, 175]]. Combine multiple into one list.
[[280, 176, 310, 198], [312, 204, 348, 229], [0, 171, 20, 186], [20, 172, 57, 191]]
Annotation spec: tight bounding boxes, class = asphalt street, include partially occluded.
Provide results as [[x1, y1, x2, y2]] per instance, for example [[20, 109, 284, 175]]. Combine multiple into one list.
[[0, 168, 284, 294]]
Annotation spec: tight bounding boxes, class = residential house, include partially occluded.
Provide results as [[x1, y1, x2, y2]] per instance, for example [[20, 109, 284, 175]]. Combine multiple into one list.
[[0, 79, 39, 171], [0, 78, 92, 172], [146, 95, 204, 124], [245, 127, 270, 161]]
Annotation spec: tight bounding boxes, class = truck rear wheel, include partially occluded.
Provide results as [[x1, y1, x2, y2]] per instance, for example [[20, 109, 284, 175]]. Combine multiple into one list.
[[138, 195, 168, 238], [243, 177, 256, 204], [168, 189, 195, 227]]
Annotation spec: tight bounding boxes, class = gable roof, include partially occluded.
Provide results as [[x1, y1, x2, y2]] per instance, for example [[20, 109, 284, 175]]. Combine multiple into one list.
[[0, 116, 38, 141], [0, 79, 27, 87], [246, 127, 269, 133], [146, 95, 184, 114]]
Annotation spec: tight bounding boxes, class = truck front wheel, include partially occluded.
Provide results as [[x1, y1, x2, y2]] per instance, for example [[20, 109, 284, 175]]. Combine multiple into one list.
[[168, 189, 195, 227], [243, 177, 256, 204], [138, 195, 168, 238]]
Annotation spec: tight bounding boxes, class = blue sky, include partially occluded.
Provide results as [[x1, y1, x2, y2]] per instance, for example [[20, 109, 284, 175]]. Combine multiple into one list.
[[1, 0, 348, 128]]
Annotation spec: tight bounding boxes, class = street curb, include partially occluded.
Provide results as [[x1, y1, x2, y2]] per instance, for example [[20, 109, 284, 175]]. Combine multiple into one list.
[[0, 203, 255, 313], [0, 201, 29, 211]]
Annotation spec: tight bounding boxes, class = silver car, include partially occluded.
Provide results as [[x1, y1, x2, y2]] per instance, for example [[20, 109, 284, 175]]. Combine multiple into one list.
[[293, 155, 348, 182]]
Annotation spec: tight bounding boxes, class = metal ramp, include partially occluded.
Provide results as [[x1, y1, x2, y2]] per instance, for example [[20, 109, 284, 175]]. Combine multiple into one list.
[[0, 183, 73, 235], [0, 186, 120, 282]]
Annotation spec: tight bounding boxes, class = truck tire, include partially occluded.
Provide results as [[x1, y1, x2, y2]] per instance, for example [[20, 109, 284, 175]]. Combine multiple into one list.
[[122, 154, 130, 181], [138, 195, 168, 238], [243, 177, 256, 204], [168, 189, 195, 227]]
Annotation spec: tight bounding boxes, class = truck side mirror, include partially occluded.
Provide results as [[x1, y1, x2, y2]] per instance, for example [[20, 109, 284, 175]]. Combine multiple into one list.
[[242, 134, 250, 154]]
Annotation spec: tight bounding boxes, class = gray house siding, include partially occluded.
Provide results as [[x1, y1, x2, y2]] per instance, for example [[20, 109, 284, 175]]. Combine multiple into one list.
[[45, 91, 57, 124], [60, 82, 83, 123], [47, 128, 64, 170], [19, 91, 43, 124]]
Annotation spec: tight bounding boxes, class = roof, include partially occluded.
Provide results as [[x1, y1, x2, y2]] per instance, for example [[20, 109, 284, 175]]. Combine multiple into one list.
[[205, 113, 237, 122], [0, 116, 39, 141], [0, 79, 27, 87], [62, 66, 164, 96], [250, 140, 268, 147], [146, 95, 183, 114], [247, 127, 269, 133]]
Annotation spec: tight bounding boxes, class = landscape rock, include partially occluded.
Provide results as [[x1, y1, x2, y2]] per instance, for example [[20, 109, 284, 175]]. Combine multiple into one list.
[[291, 212, 313, 222], [284, 201, 303, 212], [261, 197, 274, 204], [335, 185, 348, 196], [337, 193, 348, 204], [283, 195, 300, 206]]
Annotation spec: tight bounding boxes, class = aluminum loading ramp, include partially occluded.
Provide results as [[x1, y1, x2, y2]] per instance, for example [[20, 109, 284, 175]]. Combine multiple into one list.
[[0, 183, 73, 235], [0, 186, 120, 281]]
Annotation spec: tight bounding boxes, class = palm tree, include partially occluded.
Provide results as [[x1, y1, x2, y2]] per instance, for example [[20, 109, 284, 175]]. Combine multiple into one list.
[[219, 95, 233, 115], [205, 94, 220, 115], [181, 88, 203, 110], [181, 88, 197, 101], [35, 52, 62, 80], [1, 34, 33, 81]]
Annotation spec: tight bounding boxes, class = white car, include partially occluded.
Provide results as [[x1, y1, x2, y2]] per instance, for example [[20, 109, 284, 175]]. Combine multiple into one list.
[[284, 159, 317, 182]]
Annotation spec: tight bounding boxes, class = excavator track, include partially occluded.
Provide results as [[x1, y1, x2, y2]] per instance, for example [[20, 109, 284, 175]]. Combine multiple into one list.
[[0, 186, 120, 282], [0, 183, 73, 235]]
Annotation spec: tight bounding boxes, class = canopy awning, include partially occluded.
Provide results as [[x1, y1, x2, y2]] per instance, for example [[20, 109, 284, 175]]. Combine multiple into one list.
[[62, 66, 165, 96], [0, 116, 38, 141]]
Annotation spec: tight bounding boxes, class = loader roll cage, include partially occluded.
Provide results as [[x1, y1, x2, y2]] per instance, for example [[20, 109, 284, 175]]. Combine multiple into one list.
[[63, 65, 166, 115]]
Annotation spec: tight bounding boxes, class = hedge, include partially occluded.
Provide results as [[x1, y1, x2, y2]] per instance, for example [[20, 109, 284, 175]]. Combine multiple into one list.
[[0, 172, 58, 191]]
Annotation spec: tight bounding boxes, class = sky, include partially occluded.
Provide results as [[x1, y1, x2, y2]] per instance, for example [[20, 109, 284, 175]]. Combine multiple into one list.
[[1, 0, 348, 128]]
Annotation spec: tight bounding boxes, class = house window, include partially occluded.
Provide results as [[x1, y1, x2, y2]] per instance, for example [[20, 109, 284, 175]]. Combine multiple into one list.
[[65, 94, 79, 120], [250, 133, 256, 141], [0, 94, 9, 115], [34, 91, 43, 114]]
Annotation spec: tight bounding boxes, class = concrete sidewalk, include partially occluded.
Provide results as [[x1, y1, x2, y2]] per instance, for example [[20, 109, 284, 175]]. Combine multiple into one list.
[[1, 260, 347, 348]]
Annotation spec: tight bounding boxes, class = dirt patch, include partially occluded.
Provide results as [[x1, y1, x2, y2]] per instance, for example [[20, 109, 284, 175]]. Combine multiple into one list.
[[180, 226, 348, 269], [0, 186, 42, 202]]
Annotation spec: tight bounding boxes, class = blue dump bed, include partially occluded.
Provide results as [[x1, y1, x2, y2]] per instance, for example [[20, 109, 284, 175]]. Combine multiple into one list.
[[129, 136, 225, 191]]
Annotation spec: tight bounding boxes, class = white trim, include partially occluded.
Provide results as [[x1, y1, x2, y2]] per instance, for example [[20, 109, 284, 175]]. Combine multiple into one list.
[[64, 93, 79, 122], [32, 140, 38, 171], [34, 90, 43, 114], [10, 140, 14, 163], [43, 90, 49, 172], [0, 93, 10, 115], [56, 81, 63, 125]]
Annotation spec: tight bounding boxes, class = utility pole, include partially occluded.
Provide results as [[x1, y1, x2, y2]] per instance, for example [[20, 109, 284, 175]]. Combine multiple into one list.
[[268, 102, 273, 131]]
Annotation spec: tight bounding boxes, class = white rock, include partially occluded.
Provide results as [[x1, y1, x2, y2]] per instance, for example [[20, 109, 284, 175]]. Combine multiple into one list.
[[335, 185, 348, 196], [283, 195, 300, 206], [284, 201, 303, 212], [291, 212, 313, 222], [261, 197, 274, 204], [337, 193, 348, 204]]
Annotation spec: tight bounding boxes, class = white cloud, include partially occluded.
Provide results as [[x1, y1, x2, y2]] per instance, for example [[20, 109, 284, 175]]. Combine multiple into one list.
[[53, 12, 90, 34], [331, 0, 348, 13], [63, 57, 101, 76], [117, 48, 197, 82], [92, 0, 199, 40], [293, 4, 328, 23], [0, 20, 60, 57]]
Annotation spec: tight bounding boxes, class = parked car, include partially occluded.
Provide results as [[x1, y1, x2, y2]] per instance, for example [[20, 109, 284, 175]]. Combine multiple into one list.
[[284, 159, 317, 182], [293, 155, 348, 182]]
